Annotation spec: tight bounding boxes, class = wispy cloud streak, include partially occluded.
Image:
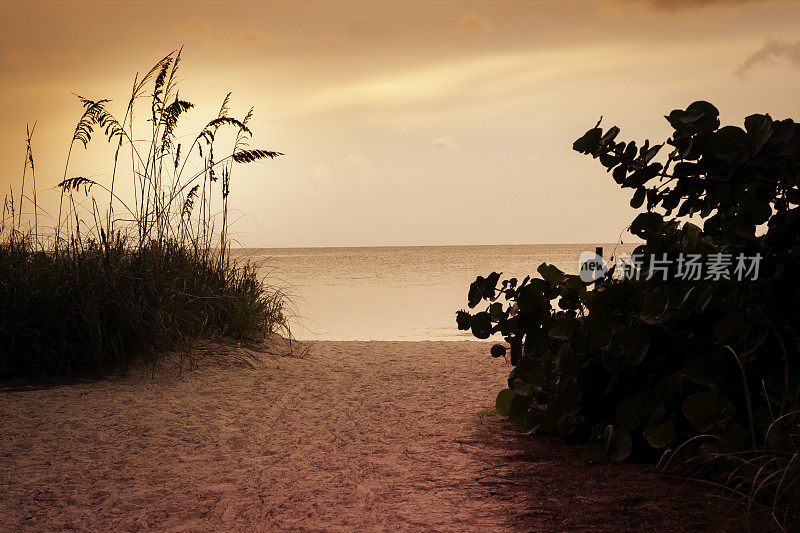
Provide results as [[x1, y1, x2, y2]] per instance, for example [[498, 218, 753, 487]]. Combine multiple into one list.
[[617, 0, 767, 10], [736, 38, 800, 76]]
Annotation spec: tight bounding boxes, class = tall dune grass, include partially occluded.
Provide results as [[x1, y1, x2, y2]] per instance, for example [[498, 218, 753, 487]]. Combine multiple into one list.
[[0, 50, 287, 377]]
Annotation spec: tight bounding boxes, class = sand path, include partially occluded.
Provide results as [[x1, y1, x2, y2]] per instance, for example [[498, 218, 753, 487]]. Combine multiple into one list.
[[1, 341, 754, 531]]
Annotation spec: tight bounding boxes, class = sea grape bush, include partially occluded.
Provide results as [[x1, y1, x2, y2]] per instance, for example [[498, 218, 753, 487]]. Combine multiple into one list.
[[458, 101, 800, 515]]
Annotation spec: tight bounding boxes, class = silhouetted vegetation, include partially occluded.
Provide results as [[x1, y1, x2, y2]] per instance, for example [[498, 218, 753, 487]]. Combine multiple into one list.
[[459, 101, 800, 526], [0, 51, 286, 377]]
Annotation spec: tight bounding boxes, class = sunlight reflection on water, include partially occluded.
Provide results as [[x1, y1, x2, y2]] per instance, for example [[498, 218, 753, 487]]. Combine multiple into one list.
[[231, 243, 638, 341]]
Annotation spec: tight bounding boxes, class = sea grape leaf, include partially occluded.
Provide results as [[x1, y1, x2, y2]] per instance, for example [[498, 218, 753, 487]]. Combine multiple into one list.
[[455, 310, 471, 331], [665, 101, 719, 132], [496, 389, 516, 416], [538, 263, 566, 287], [682, 392, 735, 432], [483, 272, 502, 299], [573, 127, 603, 154], [643, 421, 675, 448], [744, 113, 773, 153], [489, 302, 504, 321], [630, 212, 663, 238], [710, 126, 748, 163], [616, 394, 648, 431], [640, 288, 669, 324], [516, 285, 548, 320], [490, 344, 506, 358], [604, 425, 633, 462], [622, 328, 651, 365], [508, 394, 533, 431], [631, 187, 646, 208], [467, 276, 485, 308], [470, 312, 493, 339]]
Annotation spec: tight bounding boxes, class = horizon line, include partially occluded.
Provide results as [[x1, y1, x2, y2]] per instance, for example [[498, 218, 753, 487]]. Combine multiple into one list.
[[230, 241, 644, 250]]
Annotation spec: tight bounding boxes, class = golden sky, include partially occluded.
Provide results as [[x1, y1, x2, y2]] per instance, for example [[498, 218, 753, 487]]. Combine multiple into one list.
[[2, 0, 800, 246]]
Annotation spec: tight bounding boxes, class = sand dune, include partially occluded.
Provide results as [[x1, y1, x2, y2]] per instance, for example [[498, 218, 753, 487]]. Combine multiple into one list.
[[0, 341, 754, 531]]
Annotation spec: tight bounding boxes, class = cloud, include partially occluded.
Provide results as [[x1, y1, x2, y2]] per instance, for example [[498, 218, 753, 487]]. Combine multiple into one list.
[[459, 13, 491, 31], [736, 38, 800, 76], [181, 17, 211, 36], [346, 154, 373, 170], [291, 51, 564, 115], [346, 154, 374, 180], [617, 0, 764, 10], [290, 45, 685, 117], [238, 30, 268, 43], [431, 135, 459, 150], [305, 164, 333, 186]]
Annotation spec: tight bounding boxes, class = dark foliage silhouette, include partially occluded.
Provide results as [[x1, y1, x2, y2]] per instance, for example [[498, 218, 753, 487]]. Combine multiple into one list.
[[458, 101, 800, 524], [0, 51, 286, 377]]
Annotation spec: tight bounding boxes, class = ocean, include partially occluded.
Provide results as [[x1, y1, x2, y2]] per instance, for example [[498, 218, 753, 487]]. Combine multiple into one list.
[[232, 243, 638, 341]]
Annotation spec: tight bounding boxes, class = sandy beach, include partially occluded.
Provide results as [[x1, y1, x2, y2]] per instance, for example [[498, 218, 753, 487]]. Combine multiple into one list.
[[0, 341, 755, 531]]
